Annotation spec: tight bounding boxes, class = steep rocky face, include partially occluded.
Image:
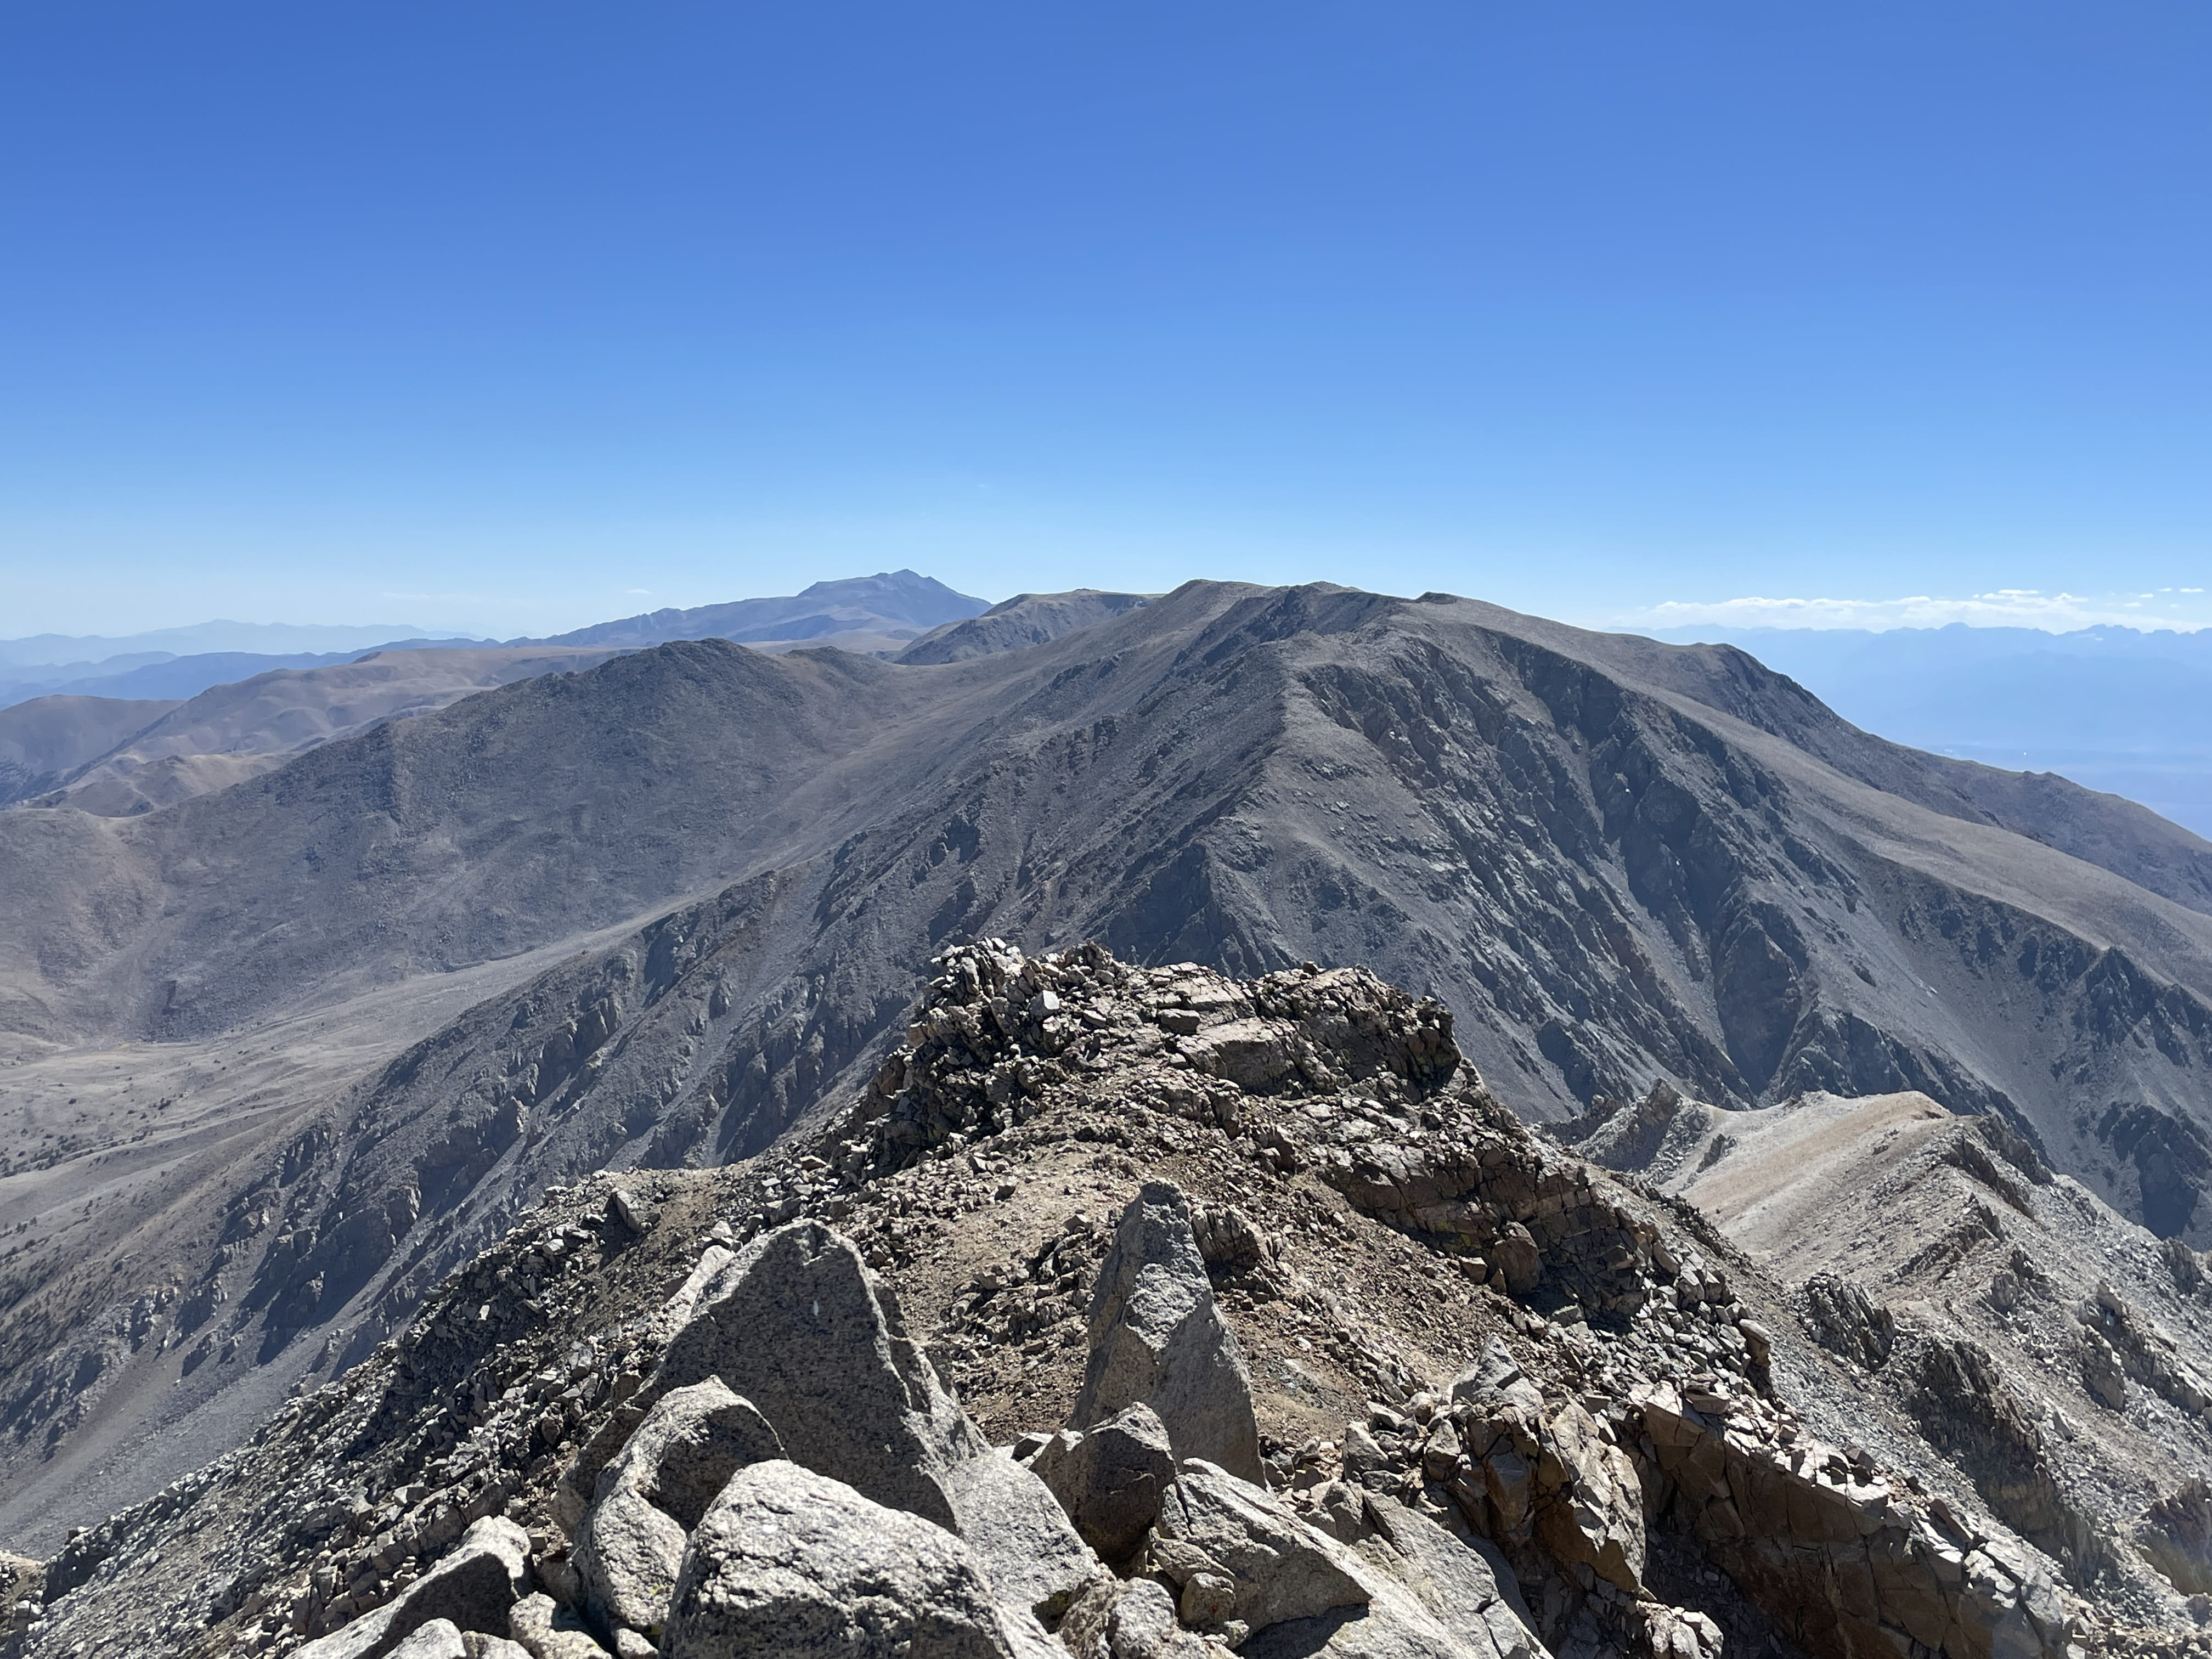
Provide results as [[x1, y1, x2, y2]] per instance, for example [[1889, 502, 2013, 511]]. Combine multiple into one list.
[[9, 583, 2212, 1554], [9, 944, 2148, 1659], [1571, 1081, 2212, 1616]]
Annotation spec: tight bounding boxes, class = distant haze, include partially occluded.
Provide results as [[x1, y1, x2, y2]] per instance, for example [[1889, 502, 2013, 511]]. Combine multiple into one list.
[[1653, 623, 2212, 838], [0, 620, 470, 671]]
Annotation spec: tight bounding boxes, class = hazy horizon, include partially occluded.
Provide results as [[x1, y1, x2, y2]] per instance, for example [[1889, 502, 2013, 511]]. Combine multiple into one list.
[[12, 578, 2212, 652]]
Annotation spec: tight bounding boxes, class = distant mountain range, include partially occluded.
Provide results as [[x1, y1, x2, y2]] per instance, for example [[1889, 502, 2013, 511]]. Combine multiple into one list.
[[11, 593, 2212, 850], [0, 619, 464, 671], [0, 571, 1006, 810], [520, 568, 988, 652], [0, 571, 991, 712]]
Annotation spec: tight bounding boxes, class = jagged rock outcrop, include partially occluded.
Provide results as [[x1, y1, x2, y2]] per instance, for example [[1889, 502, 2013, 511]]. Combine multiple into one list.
[[294, 1519, 531, 1659], [1323, 1102, 1657, 1318], [1568, 1081, 2212, 1627], [2139, 1480, 2212, 1598], [1640, 1382, 2070, 1659], [1803, 1272, 1899, 1371], [1074, 1182, 1265, 1484]]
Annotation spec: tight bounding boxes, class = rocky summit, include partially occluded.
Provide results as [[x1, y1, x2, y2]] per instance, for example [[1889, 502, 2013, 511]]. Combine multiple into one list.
[[12, 939, 2202, 1659], [10, 583, 2212, 1564]]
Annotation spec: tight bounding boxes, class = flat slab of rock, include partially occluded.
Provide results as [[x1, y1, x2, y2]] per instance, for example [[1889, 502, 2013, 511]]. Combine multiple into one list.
[[1149, 1458, 1372, 1632], [574, 1378, 784, 1638], [662, 1460, 1047, 1659], [1076, 1183, 1263, 1482], [296, 1517, 531, 1659], [938, 1449, 1098, 1622]]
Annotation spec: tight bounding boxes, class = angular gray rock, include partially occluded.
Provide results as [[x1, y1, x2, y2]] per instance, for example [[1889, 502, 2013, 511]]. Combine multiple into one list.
[[390, 1622, 468, 1659], [659, 1460, 1045, 1659], [573, 1379, 785, 1639], [2083, 1331, 2130, 1410], [1030, 1402, 1178, 1562], [1489, 1224, 1542, 1297], [1351, 1495, 1547, 1659], [1075, 1183, 1264, 1482], [294, 1517, 532, 1659], [1531, 1401, 1644, 1594], [654, 1220, 1093, 1618], [1633, 1603, 1722, 1659], [937, 1449, 1099, 1623], [1056, 1577, 1212, 1659], [509, 1591, 613, 1658], [1448, 1338, 1542, 1416], [1182, 1481, 1558, 1657], [656, 1222, 978, 1528], [1148, 1458, 1372, 1632], [1237, 1587, 1526, 1659]]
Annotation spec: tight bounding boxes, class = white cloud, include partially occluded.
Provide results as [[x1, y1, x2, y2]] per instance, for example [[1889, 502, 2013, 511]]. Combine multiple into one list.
[[1617, 589, 2212, 633]]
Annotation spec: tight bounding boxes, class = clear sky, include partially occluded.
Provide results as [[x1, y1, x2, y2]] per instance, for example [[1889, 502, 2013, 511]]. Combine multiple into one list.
[[2, 3, 2207, 639]]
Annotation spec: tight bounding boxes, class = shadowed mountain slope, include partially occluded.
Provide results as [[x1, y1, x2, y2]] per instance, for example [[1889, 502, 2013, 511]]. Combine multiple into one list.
[[10, 645, 619, 818], [0, 698, 181, 806], [8, 582, 2212, 1546]]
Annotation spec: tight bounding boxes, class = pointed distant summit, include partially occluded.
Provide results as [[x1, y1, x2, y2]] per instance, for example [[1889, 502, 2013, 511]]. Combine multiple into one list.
[[528, 570, 989, 650]]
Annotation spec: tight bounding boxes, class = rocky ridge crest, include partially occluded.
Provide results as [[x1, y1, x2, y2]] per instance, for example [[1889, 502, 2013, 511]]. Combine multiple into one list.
[[6, 941, 2192, 1657]]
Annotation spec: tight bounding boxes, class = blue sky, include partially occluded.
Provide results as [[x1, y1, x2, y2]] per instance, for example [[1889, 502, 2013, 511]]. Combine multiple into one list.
[[2, 3, 2207, 638]]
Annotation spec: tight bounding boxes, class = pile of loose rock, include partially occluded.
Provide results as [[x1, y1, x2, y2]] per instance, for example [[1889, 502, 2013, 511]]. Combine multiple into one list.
[[275, 1181, 1561, 1659]]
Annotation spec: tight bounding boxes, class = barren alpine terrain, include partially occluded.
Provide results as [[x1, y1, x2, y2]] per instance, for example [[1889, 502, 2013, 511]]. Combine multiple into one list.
[[1, 582, 2211, 1656], [5, 938, 2204, 1658]]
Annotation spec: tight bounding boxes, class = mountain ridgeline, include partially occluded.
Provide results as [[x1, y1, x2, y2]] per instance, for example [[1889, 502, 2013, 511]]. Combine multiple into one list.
[[3, 580, 2212, 1549]]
